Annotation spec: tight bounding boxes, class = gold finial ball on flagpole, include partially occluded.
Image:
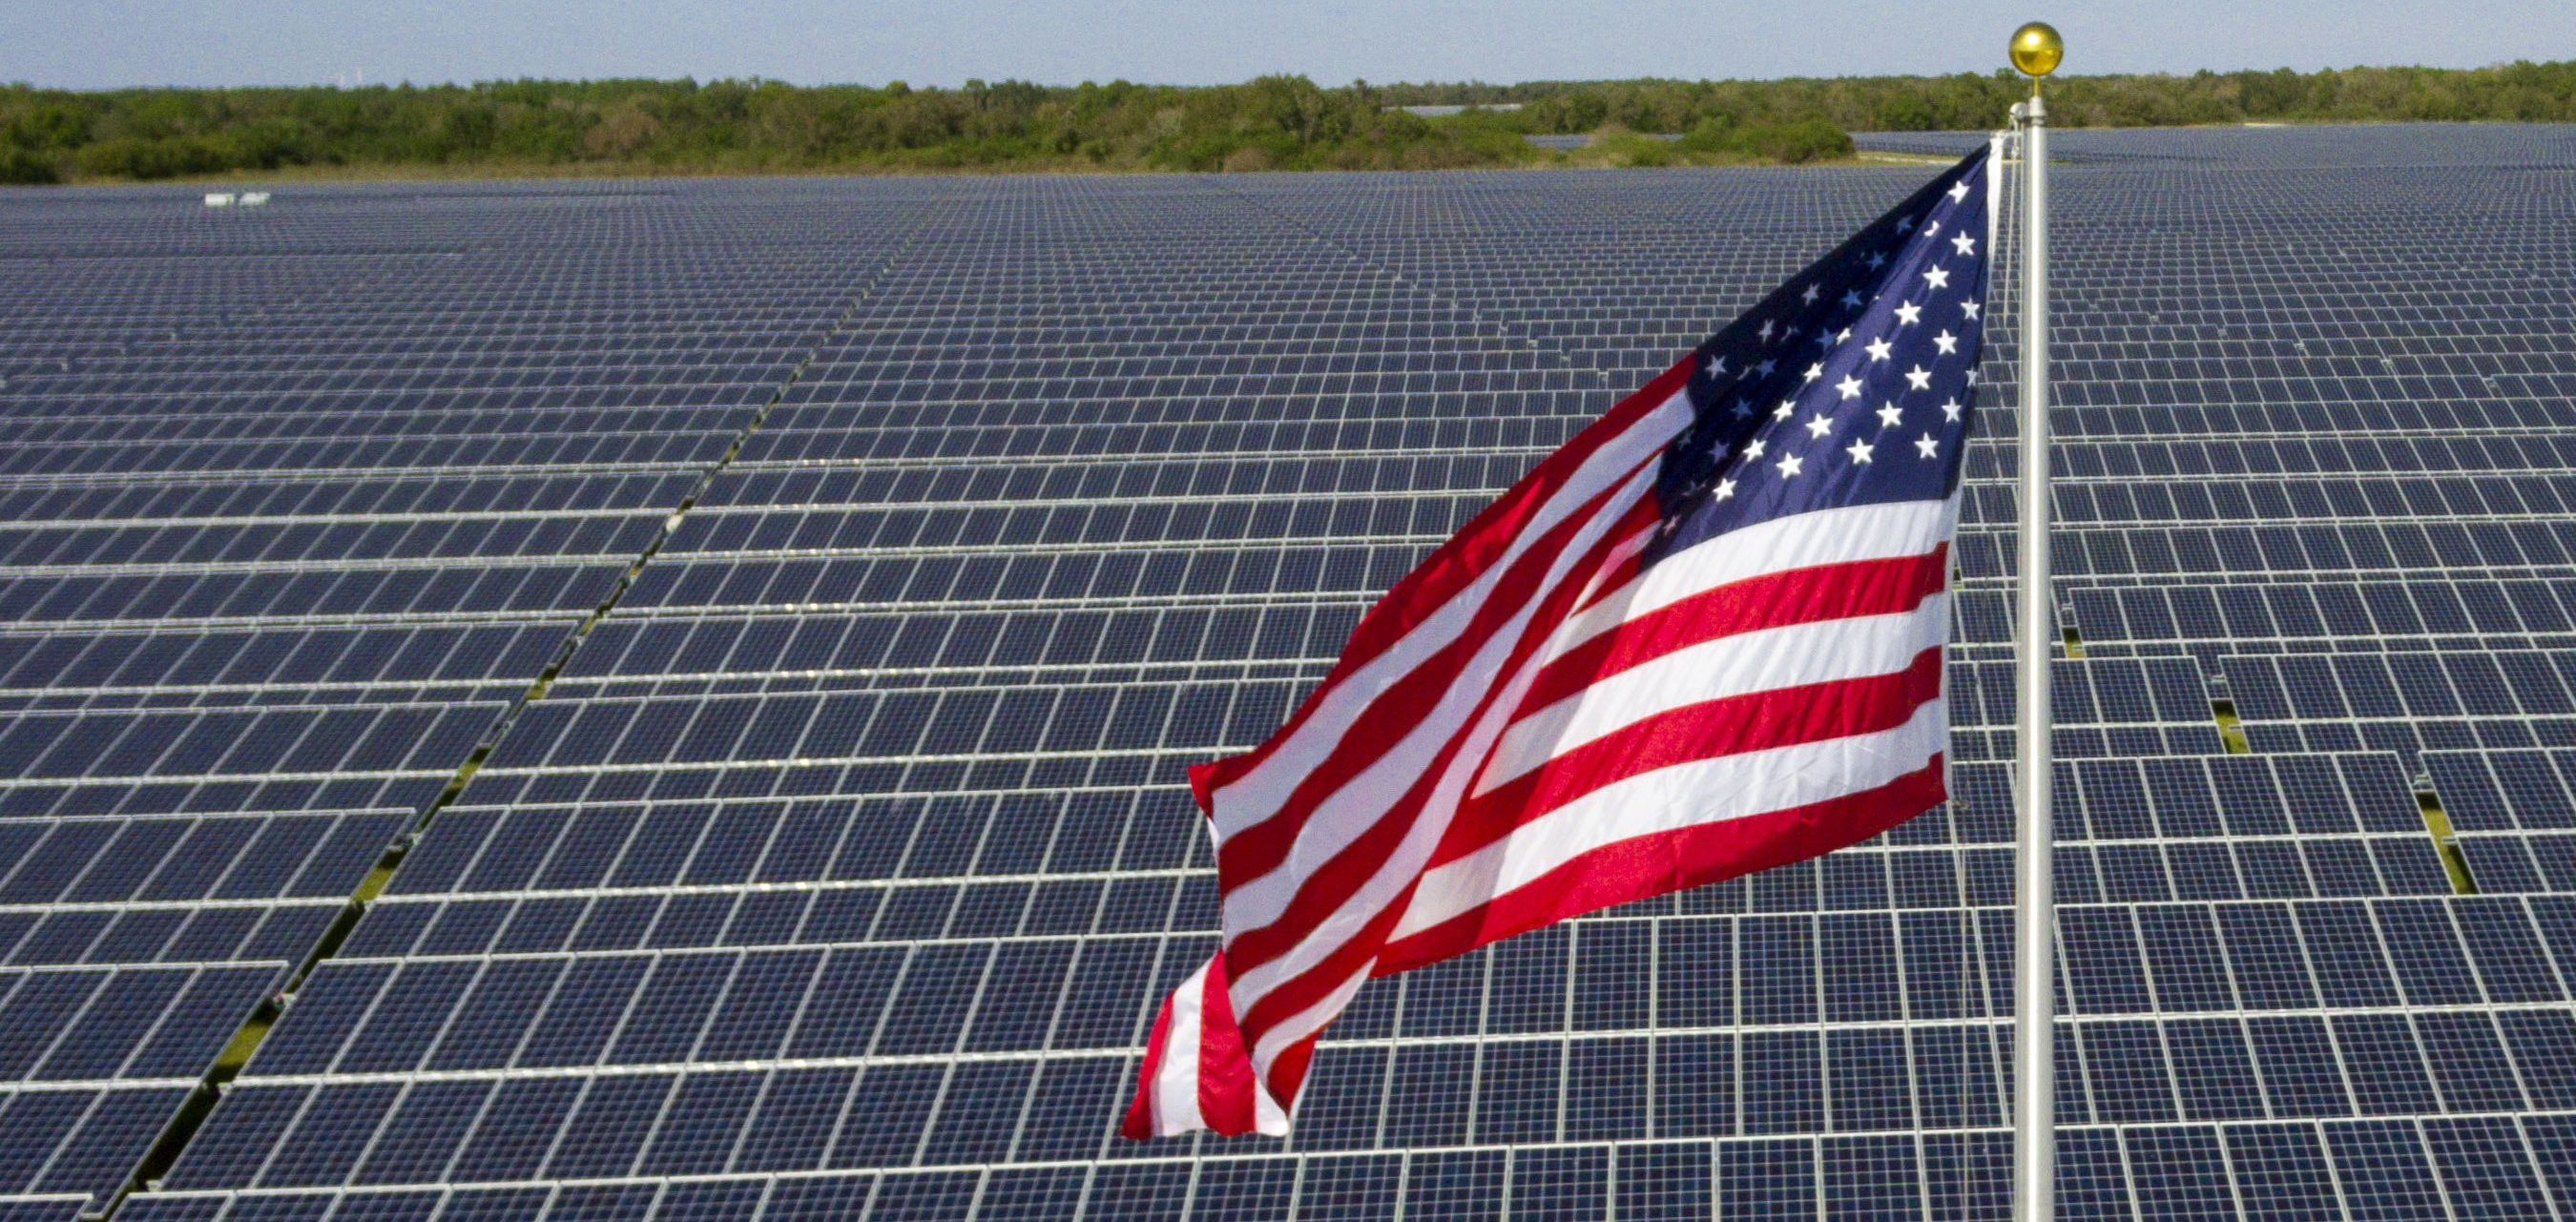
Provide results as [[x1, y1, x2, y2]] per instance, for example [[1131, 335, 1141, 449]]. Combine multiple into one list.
[[2009, 22, 2064, 77]]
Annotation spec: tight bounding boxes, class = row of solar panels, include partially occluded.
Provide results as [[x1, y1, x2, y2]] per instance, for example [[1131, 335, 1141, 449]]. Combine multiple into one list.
[[7, 577, 2558, 707], [0, 432, 758, 478], [0, 471, 700, 521], [0, 179, 943, 1219], [366, 477, 2541, 559], [658, 439, 2576, 513], [64, 1121, 2567, 1221], [0, 880, 2552, 1172], [60, 1124, 2576, 1222]]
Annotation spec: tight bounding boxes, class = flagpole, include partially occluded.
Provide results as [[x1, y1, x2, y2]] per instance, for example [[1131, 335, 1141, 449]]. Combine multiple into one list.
[[2007, 21, 2062, 1222]]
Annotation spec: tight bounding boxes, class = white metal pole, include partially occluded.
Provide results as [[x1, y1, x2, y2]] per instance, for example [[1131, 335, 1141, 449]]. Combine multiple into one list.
[[2013, 90, 2055, 1222]]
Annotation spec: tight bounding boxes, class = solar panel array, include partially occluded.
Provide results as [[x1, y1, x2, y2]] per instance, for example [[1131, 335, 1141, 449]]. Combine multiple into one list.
[[0, 122, 2568, 1220]]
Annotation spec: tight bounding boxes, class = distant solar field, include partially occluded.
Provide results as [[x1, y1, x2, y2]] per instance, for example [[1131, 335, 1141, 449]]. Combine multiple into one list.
[[0, 122, 2571, 1221]]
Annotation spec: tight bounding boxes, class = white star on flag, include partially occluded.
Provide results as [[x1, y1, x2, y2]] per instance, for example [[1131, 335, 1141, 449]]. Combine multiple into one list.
[[1865, 337, 1893, 362], [1776, 452, 1804, 476], [1805, 413, 1834, 439], [1845, 438, 1874, 464], [1933, 331, 1959, 355], [1922, 266, 1950, 290], [1835, 375, 1863, 400], [1877, 403, 1903, 427], [1904, 365, 1932, 390], [1942, 398, 1963, 421], [1894, 301, 1922, 325], [1916, 434, 1941, 458], [1951, 232, 1976, 256]]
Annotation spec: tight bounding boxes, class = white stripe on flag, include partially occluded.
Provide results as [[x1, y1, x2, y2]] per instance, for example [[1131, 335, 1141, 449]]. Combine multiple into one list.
[[1540, 496, 1957, 669], [1211, 388, 1696, 843], [1151, 958, 1211, 1135], [1394, 693, 1948, 939], [1219, 459, 1665, 941], [1242, 962, 1371, 1098], [1232, 495, 1957, 1065], [1476, 594, 1948, 796], [1236, 466, 1677, 1062]]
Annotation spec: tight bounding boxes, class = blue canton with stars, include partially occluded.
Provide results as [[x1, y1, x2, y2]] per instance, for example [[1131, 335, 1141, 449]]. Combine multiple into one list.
[[1648, 148, 1990, 564]]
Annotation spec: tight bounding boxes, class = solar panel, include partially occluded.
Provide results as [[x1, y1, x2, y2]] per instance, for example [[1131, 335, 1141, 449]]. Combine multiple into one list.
[[0, 126, 2571, 1218], [0, 179, 929, 1218]]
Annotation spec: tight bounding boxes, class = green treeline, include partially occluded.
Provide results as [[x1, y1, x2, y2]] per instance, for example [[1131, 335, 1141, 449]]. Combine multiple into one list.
[[4, 59, 2573, 185]]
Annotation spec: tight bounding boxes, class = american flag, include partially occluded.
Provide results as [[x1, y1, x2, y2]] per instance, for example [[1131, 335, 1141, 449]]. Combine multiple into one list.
[[1126, 148, 1993, 1139]]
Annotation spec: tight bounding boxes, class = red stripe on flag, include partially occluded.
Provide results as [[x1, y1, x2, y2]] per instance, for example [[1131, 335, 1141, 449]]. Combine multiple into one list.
[[1211, 470, 1659, 908], [1519, 546, 1949, 715], [1119, 980, 1181, 1140], [1264, 1031, 1322, 1113], [1193, 958, 1262, 1134], [1214, 487, 1661, 990], [1444, 647, 1946, 868], [1234, 913, 1403, 1058], [1187, 356, 1698, 814], [1221, 487, 1661, 1059], [1380, 756, 1947, 972]]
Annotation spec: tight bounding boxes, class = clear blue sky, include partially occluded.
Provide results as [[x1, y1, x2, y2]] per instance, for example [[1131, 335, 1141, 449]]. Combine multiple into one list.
[[5, 0, 2570, 91]]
